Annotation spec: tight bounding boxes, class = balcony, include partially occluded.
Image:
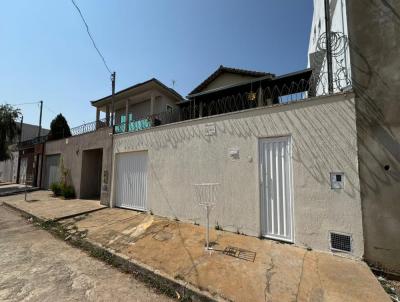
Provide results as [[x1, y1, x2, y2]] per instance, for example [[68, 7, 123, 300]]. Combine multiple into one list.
[[69, 69, 332, 137], [70, 118, 109, 136], [113, 110, 181, 134]]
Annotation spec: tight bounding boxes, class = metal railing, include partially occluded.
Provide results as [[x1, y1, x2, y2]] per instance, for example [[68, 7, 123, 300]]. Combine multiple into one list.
[[112, 72, 341, 135], [67, 70, 351, 137], [17, 135, 48, 149], [70, 118, 108, 136]]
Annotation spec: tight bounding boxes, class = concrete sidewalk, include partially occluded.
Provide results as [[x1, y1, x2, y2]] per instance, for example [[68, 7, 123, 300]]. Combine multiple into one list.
[[0, 183, 39, 197], [62, 209, 389, 301], [1, 190, 105, 221], [2, 193, 390, 302]]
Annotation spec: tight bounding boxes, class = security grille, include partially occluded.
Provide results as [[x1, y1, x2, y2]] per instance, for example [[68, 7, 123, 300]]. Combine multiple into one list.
[[330, 232, 352, 253]]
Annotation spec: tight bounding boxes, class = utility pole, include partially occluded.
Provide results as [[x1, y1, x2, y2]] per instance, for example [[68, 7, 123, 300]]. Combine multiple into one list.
[[35, 100, 43, 188], [19, 116, 23, 144], [38, 100, 43, 137], [108, 71, 116, 208], [324, 0, 334, 94], [111, 72, 116, 128]]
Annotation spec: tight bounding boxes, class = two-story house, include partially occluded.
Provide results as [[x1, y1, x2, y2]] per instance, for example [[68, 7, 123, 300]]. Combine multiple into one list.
[[42, 78, 182, 204], [91, 78, 183, 134]]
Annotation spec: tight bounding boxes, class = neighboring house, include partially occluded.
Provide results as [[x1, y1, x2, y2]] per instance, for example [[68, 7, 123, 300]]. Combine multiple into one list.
[[0, 123, 49, 184], [91, 78, 183, 134], [188, 66, 275, 96], [42, 78, 183, 205], [180, 65, 312, 119], [0, 148, 18, 183], [43, 126, 112, 204], [308, 0, 400, 274]]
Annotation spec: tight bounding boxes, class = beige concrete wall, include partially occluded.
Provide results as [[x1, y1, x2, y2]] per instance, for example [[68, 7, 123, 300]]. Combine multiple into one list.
[[347, 0, 400, 273], [112, 93, 364, 257], [44, 127, 112, 205]]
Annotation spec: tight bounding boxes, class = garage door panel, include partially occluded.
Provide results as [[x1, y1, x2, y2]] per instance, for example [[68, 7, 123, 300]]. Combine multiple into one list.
[[115, 151, 148, 210]]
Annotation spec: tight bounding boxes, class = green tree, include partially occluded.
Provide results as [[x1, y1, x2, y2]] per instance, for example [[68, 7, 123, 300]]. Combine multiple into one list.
[[48, 114, 72, 140], [0, 104, 20, 161]]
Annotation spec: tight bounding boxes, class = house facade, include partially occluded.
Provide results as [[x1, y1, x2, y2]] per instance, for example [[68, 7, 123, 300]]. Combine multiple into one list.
[[88, 66, 363, 258], [309, 0, 400, 273], [42, 78, 183, 205], [112, 91, 364, 256], [39, 65, 367, 258], [38, 0, 399, 273], [92, 78, 183, 135], [0, 123, 49, 185]]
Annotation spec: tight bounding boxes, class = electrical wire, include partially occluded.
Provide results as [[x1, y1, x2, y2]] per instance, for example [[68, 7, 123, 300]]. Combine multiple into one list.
[[43, 105, 57, 115], [70, 0, 113, 75], [7, 101, 40, 106]]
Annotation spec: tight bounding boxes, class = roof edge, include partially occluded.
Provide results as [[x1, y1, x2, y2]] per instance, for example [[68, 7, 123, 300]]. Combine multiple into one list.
[[91, 78, 184, 105], [188, 65, 275, 96]]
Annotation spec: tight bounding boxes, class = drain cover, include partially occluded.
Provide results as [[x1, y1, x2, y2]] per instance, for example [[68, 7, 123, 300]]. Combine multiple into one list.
[[223, 246, 256, 262]]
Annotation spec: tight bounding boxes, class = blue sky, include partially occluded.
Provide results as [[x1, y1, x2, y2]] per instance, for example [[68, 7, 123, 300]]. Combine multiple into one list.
[[0, 0, 313, 129]]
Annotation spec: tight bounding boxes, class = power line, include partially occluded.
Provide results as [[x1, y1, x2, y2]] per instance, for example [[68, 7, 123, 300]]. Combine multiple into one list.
[[7, 101, 40, 106], [43, 105, 57, 115], [70, 0, 113, 75]]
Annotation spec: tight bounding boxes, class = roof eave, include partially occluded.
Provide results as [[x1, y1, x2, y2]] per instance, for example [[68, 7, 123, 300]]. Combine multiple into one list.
[[185, 68, 313, 100], [91, 78, 184, 107]]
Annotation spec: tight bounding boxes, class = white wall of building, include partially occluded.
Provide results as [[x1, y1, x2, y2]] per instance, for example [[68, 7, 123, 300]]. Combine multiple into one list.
[[112, 93, 364, 258]]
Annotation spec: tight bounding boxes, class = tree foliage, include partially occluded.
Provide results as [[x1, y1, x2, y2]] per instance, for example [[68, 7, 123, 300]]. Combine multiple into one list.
[[0, 104, 20, 161], [48, 114, 72, 140]]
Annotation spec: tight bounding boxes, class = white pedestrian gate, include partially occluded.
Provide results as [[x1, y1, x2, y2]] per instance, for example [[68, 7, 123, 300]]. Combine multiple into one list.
[[115, 151, 148, 211], [259, 136, 294, 242], [44, 154, 60, 189]]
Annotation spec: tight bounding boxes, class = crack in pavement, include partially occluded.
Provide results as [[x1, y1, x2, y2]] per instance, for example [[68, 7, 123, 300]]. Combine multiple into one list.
[[293, 250, 308, 301], [264, 254, 276, 302]]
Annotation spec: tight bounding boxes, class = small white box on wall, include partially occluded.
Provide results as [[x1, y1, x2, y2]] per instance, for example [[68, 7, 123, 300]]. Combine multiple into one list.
[[330, 172, 344, 189], [228, 148, 240, 160], [204, 123, 216, 136]]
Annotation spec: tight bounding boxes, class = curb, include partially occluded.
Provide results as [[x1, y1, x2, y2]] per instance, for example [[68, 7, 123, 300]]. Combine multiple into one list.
[[2, 202, 43, 221], [2, 201, 107, 223], [2, 202, 227, 302], [0, 187, 40, 197], [52, 207, 107, 222]]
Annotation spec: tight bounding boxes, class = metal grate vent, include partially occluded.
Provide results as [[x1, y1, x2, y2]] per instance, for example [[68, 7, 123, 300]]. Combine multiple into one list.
[[330, 232, 352, 253]]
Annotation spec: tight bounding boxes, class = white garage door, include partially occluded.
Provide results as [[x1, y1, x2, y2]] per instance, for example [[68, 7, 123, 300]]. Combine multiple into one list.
[[115, 151, 148, 211]]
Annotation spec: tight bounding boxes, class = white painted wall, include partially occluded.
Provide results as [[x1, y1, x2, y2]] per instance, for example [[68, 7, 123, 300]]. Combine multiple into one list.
[[0, 151, 18, 183], [112, 93, 364, 258]]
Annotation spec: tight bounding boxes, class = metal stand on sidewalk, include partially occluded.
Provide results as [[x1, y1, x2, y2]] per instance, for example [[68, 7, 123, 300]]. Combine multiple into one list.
[[24, 175, 32, 202], [194, 183, 219, 252]]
